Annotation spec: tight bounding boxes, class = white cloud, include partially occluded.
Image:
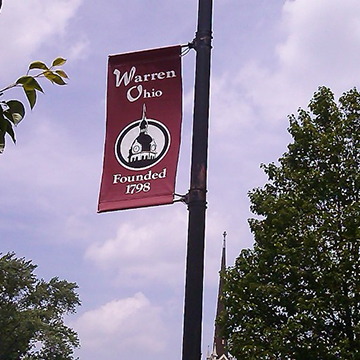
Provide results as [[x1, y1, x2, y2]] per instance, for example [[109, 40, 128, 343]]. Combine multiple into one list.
[[72, 293, 168, 359], [2, 119, 95, 188], [0, 0, 83, 80], [211, 0, 360, 138], [85, 203, 231, 289], [278, 0, 360, 91], [68, 37, 91, 60], [85, 208, 187, 287], [0, 115, 102, 239], [209, 73, 254, 137]]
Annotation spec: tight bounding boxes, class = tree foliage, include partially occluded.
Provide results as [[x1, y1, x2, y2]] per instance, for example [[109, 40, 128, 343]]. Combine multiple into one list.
[[0, 252, 80, 359], [0, 58, 68, 153], [221, 86, 360, 359]]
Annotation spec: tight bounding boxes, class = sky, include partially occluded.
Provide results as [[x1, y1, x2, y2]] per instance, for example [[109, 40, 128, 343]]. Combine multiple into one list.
[[1, 0, 360, 358]]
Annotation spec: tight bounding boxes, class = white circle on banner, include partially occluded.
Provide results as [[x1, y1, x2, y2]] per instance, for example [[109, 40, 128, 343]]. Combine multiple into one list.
[[115, 118, 171, 171]]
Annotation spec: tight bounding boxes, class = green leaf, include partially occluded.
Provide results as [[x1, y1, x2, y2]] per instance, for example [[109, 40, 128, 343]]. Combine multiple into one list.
[[5, 100, 26, 125], [16, 76, 44, 93], [0, 130, 5, 154], [0, 114, 16, 145], [55, 69, 69, 79], [52, 57, 67, 67], [28, 61, 48, 71], [5, 119, 16, 144], [24, 88, 37, 109], [0, 109, 11, 145], [0, 111, 7, 132], [44, 71, 66, 85]]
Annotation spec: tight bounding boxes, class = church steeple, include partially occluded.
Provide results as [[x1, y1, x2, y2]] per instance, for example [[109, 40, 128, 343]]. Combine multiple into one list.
[[207, 232, 234, 360], [214, 231, 228, 358]]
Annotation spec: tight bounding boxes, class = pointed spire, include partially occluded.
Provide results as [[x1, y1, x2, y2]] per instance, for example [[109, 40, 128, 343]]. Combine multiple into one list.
[[140, 104, 148, 131], [221, 231, 226, 272], [142, 103, 147, 120], [212, 231, 228, 359]]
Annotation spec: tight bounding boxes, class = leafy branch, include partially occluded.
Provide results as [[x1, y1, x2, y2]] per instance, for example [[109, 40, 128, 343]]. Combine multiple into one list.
[[0, 57, 68, 153]]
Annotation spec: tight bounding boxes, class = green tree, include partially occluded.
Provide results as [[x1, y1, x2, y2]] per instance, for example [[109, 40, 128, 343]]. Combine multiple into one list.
[[0, 58, 68, 153], [0, 253, 80, 359], [221, 86, 360, 359]]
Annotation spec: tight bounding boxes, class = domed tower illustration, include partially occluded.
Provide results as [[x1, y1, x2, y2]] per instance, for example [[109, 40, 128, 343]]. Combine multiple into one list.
[[128, 104, 157, 166]]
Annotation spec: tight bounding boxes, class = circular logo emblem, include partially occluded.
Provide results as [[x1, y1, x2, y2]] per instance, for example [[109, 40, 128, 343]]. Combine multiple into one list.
[[115, 116, 171, 171]]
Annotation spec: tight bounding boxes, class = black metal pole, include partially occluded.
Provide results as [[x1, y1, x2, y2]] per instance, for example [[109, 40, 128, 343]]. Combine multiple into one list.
[[182, 0, 213, 359]]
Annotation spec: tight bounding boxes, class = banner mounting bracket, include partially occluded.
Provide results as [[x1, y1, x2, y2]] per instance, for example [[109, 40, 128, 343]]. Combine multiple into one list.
[[174, 193, 189, 205]]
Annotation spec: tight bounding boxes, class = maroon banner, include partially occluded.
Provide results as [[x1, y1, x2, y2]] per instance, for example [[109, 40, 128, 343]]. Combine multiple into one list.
[[98, 46, 182, 212]]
